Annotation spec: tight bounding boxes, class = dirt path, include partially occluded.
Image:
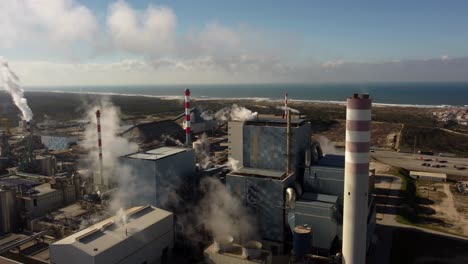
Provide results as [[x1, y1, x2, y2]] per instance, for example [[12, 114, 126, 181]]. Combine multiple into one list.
[[434, 183, 468, 235]]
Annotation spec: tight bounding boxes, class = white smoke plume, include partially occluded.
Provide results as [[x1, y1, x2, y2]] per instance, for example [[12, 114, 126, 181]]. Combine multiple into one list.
[[80, 98, 144, 223], [316, 136, 337, 155], [193, 133, 213, 169], [0, 57, 33, 121], [276, 105, 300, 114], [200, 109, 214, 121], [161, 134, 184, 147], [212, 104, 258, 121], [196, 177, 257, 241], [225, 157, 240, 172]]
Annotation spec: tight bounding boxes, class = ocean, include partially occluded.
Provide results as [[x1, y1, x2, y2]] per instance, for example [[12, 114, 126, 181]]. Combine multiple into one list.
[[25, 82, 468, 107]]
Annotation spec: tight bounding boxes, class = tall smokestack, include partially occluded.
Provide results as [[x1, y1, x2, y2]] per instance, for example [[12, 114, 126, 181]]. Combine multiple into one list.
[[286, 109, 292, 174], [342, 94, 372, 264], [283, 92, 288, 119], [185, 89, 191, 147], [96, 110, 104, 189]]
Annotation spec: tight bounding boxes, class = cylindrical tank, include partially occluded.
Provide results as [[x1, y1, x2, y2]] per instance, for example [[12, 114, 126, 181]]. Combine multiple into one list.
[[0, 189, 18, 233], [213, 235, 234, 253], [293, 225, 312, 259], [241, 240, 262, 259]]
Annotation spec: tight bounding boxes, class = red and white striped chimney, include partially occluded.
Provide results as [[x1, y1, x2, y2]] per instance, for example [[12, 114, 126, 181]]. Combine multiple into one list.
[[95, 110, 104, 188], [184, 89, 191, 147], [342, 94, 372, 264]]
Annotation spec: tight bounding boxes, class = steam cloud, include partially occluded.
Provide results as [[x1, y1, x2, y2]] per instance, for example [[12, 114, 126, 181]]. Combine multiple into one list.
[[276, 105, 300, 114], [202, 104, 258, 122], [0, 57, 33, 121], [196, 177, 257, 241], [80, 98, 145, 224], [193, 133, 213, 169]]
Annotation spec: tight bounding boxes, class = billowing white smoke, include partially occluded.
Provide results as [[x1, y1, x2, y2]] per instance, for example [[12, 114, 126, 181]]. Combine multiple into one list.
[[81, 98, 144, 224], [0, 57, 33, 121], [196, 177, 257, 241], [317, 135, 337, 155], [193, 133, 213, 169], [82, 98, 138, 184], [276, 105, 300, 114], [211, 104, 258, 121], [225, 157, 240, 172]]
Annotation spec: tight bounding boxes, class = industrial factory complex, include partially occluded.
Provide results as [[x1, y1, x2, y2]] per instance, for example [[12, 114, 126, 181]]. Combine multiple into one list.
[[0, 89, 376, 264]]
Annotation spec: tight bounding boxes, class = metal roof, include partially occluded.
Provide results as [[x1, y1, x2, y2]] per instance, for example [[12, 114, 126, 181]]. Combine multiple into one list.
[[127, 146, 187, 161], [245, 118, 306, 127], [300, 193, 339, 204], [410, 171, 447, 179], [52, 206, 172, 255], [231, 167, 286, 178], [317, 154, 345, 168]]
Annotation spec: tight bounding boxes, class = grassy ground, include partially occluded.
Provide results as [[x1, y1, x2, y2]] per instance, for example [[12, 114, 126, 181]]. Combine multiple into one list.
[[399, 125, 468, 156], [392, 168, 468, 237]]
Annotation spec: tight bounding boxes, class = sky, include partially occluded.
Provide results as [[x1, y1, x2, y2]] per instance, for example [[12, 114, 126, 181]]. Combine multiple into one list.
[[1, 0, 468, 86]]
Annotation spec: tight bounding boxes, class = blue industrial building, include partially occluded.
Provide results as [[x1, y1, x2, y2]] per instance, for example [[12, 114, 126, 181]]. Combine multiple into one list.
[[227, 118, 375, 256]]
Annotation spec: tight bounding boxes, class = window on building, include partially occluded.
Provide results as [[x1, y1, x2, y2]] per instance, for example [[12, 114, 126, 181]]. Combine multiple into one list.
[[33, 199, 37, 207]]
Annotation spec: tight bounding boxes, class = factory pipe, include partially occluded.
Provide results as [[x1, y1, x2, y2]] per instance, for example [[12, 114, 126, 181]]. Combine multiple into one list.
[[286, 109, 292, 174], [95, 110, 104, 189], [342, 94, 372, 264], [185, 89, 191, 147], [283, 92, 288, 119]]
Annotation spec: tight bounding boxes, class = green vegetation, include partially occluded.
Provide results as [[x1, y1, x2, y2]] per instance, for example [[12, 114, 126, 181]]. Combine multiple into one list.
[[400, 125, 468, 156], [391, 168, 421, 224]]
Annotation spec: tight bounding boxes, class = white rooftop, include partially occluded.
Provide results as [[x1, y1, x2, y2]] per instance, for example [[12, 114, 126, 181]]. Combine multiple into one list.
[[127, 146, 187, 161], [52, 205, 172, 256]]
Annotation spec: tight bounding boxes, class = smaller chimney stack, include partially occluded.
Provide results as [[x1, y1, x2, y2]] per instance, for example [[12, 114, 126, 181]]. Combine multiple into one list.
[[184, 89, 191, 147], [96, 110, 104, 189]]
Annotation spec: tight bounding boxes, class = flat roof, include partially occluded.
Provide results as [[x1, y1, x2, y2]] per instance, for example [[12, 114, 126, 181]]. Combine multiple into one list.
[[410, 171, 447, 179], [53, 206, 172, 256], [317, 155, 345, 168], [126, 146, 187, 161], [244, 118, 306, 127], [300, 193, 339, 204], [0, 176, 42, 189], [295, 192, 338, 210], [230, 167, 287, 178]]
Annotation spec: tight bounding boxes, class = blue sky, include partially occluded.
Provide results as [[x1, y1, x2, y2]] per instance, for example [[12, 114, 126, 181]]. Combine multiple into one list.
[[1, 0, 468, 85], [78, 0, 468, 61]]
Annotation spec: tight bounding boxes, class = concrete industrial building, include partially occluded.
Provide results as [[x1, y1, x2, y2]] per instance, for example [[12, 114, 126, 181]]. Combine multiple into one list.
[[228, 118, 311, 171], [50, 205, 174, 264], [204, 241, 272, 264], [409, 171, 447, 181], [120, 146, 196, 210], [41, 135, 79, 151], [0, 173, 79, 230], [226, 113, 375, 258]]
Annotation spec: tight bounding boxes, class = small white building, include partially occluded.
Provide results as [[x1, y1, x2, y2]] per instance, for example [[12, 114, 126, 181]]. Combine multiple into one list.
[[409, 171, 447, 182], [50, 205, 174, 264]]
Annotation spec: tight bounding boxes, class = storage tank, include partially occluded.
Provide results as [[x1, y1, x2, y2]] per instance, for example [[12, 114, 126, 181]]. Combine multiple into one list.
[[0, 188, 18, 233], [241, 240, 263, 259], [293, 225, 312, 259]]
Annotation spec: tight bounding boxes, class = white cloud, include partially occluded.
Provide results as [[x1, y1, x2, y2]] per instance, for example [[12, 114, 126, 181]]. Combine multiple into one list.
[[441, 55, 450, 61], [107, 0, 177, 55], [321, 59, 345, 68], [0, 0, 98, 49]]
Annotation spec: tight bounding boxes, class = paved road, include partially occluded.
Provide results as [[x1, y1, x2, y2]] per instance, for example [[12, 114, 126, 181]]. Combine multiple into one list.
[[371, 150, 468, 177]]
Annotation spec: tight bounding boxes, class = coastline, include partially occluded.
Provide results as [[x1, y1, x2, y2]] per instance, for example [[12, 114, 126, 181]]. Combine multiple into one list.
[[23, 89, 448, 109]]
